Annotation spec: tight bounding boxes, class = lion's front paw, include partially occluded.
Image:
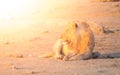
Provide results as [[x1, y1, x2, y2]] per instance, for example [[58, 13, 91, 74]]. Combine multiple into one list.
[[63, 56, 69, 61]]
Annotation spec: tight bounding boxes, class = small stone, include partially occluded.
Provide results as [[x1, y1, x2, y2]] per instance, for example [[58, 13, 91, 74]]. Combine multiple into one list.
[[9, 54, 24, 58], [41, 30, 49, 33], [4, 41, 10, 45], [11, 65, 18, 71]]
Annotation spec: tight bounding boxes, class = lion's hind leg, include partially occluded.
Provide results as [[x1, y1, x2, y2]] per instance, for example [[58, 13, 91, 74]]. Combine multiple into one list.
[[68, 52, 93, 61], [68, 52, 100, 61]]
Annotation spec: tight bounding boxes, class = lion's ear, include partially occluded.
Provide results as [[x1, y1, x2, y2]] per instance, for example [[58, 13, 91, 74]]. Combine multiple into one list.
[[75, 24, 78, 28]]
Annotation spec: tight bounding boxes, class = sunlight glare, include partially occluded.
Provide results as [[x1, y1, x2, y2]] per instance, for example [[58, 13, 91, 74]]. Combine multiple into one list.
[[0, 0, 35, 31]]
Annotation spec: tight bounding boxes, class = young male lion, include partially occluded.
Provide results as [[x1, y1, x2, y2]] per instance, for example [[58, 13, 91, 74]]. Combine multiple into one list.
[[39, 22, 100, 61]]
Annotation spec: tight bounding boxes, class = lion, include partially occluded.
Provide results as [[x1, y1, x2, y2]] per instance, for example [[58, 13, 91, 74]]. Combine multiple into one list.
[[39, 22, 100, 61]]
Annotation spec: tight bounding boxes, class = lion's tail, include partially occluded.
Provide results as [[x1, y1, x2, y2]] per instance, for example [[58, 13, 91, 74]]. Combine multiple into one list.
[[38, 52, 54, 58]]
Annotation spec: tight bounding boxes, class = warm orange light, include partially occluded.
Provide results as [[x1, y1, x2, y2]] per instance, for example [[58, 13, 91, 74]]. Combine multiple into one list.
[[0, 0, 26, 18], [0, 0, 52, 32], [0, 0, 41, 32]]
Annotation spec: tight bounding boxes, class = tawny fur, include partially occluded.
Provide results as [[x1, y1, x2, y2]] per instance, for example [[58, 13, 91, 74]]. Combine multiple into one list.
[[39, 22, 99, 61], [61, 22, 96, 60]]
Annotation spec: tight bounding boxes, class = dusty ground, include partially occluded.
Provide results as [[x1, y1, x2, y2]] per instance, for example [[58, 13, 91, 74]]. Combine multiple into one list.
[[0, 0, 120, 75]]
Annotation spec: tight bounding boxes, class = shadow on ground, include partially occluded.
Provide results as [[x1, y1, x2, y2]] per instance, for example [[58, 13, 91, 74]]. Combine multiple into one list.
[[98, 52, 120, 59]]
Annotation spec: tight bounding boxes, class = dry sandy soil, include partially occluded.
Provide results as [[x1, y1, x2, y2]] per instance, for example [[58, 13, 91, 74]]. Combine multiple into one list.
[[0, 0, 120, 75]]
